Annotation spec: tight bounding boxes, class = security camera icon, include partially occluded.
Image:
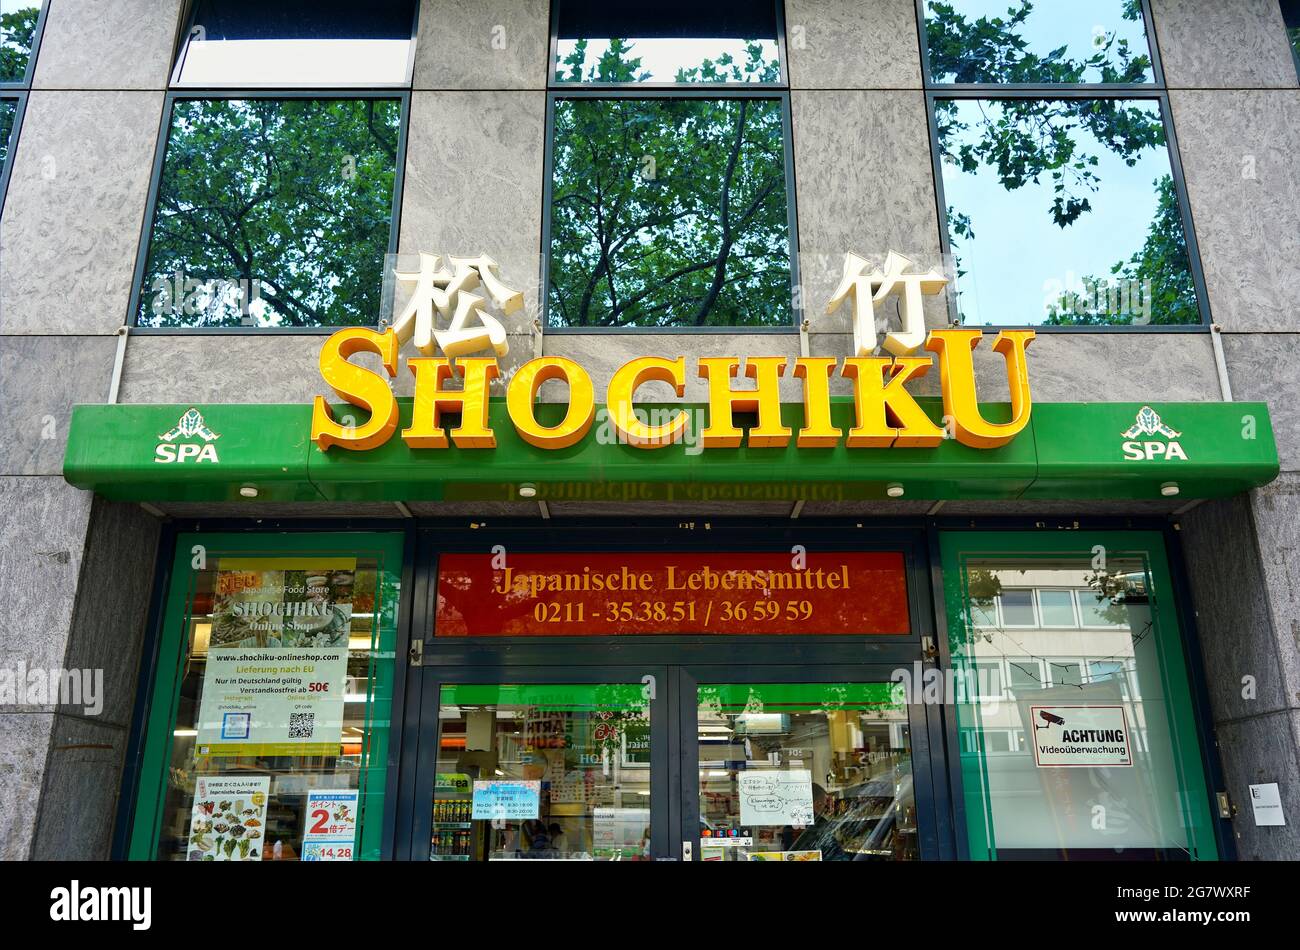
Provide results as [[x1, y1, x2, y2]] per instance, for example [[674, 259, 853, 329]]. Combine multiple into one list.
[[1036, 709, 1066, 732]]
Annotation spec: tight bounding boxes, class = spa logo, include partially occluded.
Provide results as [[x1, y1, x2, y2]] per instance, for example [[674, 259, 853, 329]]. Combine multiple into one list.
[[155, 408, 221, 464], [1121, 406, 1187, 462]]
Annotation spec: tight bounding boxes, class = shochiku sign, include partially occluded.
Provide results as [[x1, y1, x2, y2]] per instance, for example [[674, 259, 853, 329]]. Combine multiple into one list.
[[311, 252, 1035, 454]]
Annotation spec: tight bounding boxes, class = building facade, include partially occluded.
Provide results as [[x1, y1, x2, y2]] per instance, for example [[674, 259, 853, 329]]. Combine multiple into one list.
[[1, 0, 1298, 862]]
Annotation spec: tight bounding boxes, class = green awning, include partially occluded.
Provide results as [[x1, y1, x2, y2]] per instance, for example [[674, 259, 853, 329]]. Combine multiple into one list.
[[62, 398, 1279, 503]]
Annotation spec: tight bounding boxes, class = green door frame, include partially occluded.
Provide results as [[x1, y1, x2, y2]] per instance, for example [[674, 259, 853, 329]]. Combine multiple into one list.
[[123, 530, 406, 861], [938, 528, 1221, 860], [674, 666, 944, 862]]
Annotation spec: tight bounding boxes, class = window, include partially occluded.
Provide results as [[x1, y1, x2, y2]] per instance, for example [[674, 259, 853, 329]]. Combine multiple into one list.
[[1048, 660, 1084, 688], [1, 0, 42, 84], [996, 588, 1036, 626], [0, 95, 14, 164], [133, 2, 413, 329], [1078, 587, 1129, 627], [923, 1, 1206, 328], [1036, 588, 1077, 627], [924, 0, 1153, 85], [544, 2, 795, 329], [174, 0, 416, 87], [1006, 658, 1044, 692], [1283, 1, 1300, 80], [554, 0, 781, 85], [1, 1, 46, 211], [136, 97, 401, 328]]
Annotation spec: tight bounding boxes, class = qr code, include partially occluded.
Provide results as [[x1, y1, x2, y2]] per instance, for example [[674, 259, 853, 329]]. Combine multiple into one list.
[[288, 712, 315, 739]]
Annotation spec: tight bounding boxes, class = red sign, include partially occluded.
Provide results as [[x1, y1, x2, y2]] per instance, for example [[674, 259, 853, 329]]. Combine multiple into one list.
[[434, 552, 909, 637]]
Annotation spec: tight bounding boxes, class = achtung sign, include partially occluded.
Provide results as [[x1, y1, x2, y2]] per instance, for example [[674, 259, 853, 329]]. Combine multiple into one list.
[[1030, 705, 1133, 768]]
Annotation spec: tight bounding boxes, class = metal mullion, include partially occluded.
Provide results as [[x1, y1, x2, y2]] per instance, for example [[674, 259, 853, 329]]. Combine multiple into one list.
[[931, 85, 1164, 99], [551, 86, 787, 101], [1139, 0, 1168, 88], [773, 0, 791, 88], [1156, 91, 1215, 328], [0, 90, 28, 216]]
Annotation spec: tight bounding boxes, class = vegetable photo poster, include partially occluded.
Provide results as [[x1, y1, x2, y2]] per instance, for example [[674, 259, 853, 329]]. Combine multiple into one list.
[[195, 558, 357, 756], [187, 776, 271, 862]]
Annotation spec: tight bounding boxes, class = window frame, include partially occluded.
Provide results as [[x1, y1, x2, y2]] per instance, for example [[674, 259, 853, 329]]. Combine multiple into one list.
[[916, 0, 1213, 333], [938, 528, 1223, 860], [540, 1, 801, 334], [121, 528, 410, 862], [1034, 587, 1080, 628], [0, 90, 25, 215], [0, 0, 50, 213], [168, 0, 420, 90], [126, 88, 411, 334], [0, 0, 50, 89]]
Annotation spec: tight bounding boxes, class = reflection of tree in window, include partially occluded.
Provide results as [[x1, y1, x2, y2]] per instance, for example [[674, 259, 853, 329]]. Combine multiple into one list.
[[928, 1, 1199, 325], [0, 98, 15, 169], [547, 44, 790, 328], [138, 98, 400, 327], [0, 4, 40, 82]]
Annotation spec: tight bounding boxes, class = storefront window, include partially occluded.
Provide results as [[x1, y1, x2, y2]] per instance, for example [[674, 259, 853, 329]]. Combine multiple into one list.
[[174, 0, 416, 86], [128, 533, 403, 861], [554, 0, 781, 85], [0, 0, 42, 84], [135, 97, 401, 328], [696, 683, 917, 862], [942, 532, 1218, 860], [923, 0, 1154, 84], [546, 95, 793, 327], [431, 683, 651, 861]]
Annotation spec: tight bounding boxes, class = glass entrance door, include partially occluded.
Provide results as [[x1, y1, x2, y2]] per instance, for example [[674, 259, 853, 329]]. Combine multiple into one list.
[[677, 667, 940, 862], [406, 665, 940, 861], [409, 666, 670, 861]]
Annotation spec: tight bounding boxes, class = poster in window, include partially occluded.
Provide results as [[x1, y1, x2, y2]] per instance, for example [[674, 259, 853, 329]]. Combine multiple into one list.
[[187, 775, 270, 862], [195, 558, 356, 756]]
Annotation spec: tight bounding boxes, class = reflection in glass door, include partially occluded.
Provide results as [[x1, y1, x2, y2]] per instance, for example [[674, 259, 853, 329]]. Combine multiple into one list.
[[694, 682, 920, 862], [429, 683, 652, 861]]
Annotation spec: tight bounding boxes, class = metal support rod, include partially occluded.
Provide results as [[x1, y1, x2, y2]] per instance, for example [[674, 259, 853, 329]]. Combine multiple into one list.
[[1210, 324, 1233, 402], [107, 325, 130, 404]]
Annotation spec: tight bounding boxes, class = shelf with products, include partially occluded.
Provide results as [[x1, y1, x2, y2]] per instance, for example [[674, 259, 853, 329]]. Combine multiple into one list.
[[432, 797, 473, 823], [430, 825, 476, 859]]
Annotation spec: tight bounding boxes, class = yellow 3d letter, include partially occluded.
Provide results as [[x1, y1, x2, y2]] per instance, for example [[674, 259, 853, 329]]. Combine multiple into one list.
[[606, 357, 689, 449], [841, 357, 945, 448], [403, 357, 499, 448], [925, 329, 1034, 448], [792, 358, 842, 448], [312, 327, 399, 451], [698, 357, 791, 448], [507, 357, 596, 450]]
